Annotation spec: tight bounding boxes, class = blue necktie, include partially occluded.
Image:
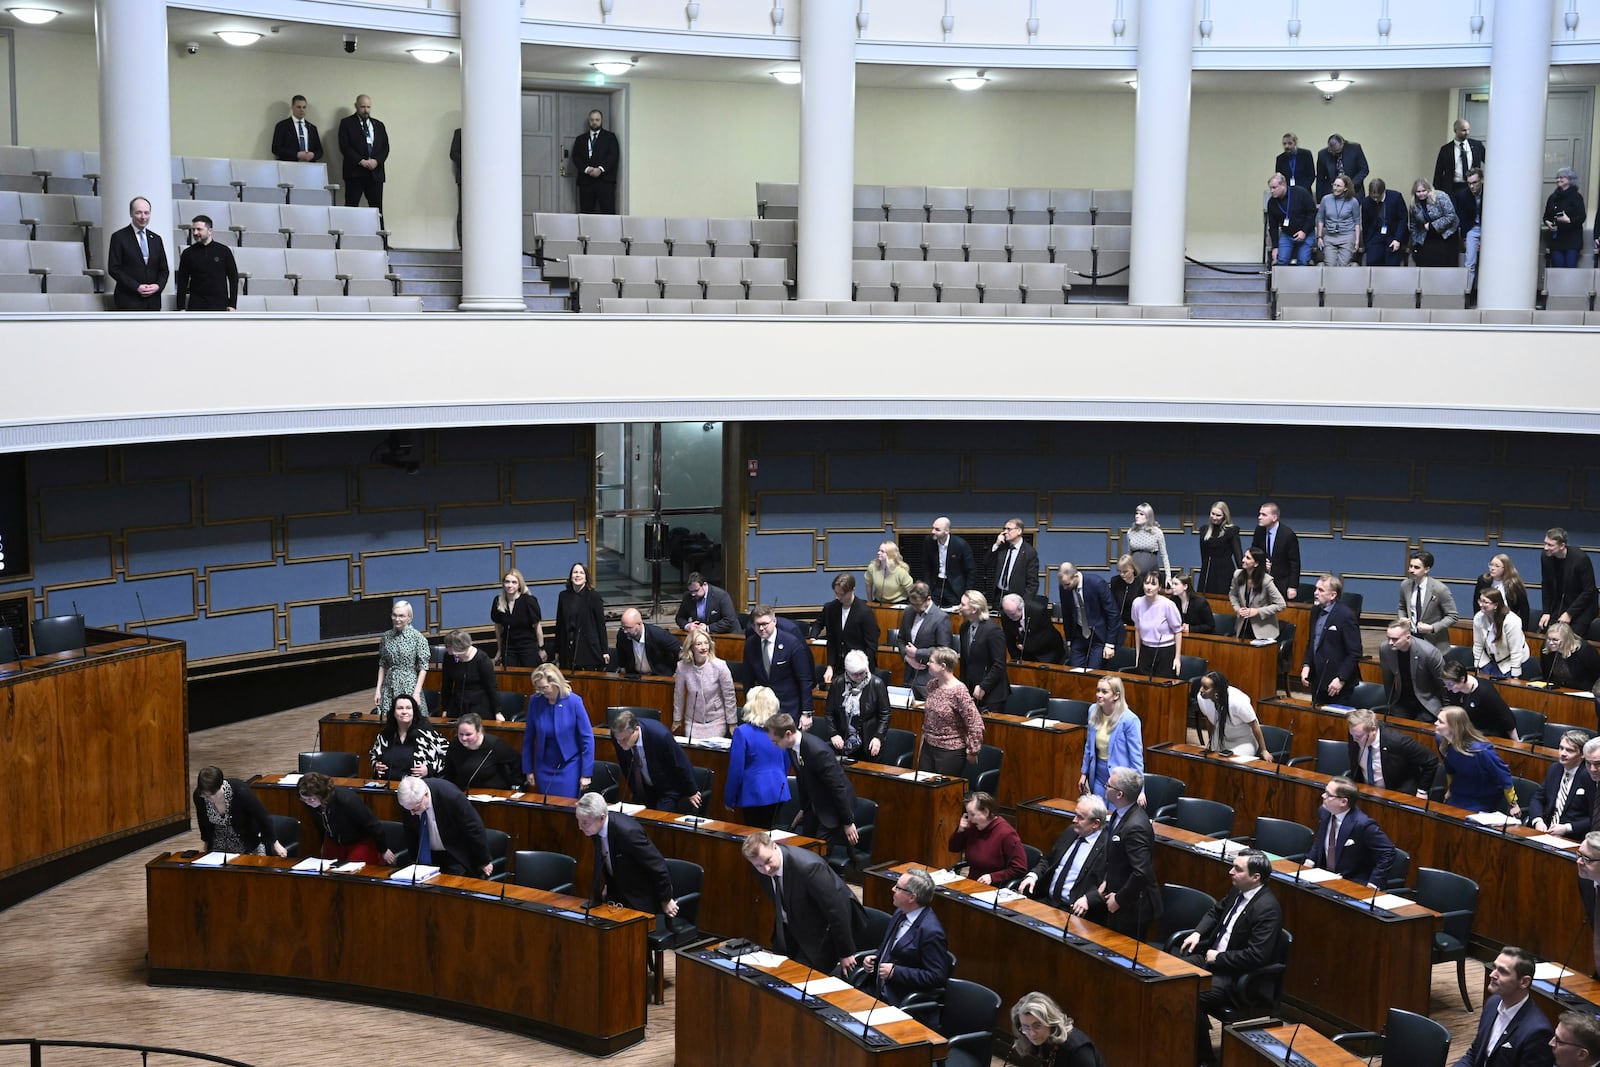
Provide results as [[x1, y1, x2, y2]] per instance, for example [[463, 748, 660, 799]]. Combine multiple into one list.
[[417, 808, 433, 865]]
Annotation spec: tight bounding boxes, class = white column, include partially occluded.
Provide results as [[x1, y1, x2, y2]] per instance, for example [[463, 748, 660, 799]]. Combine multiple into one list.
[[796, 0, 855, 301], [1128, 0, 1195, 307], [1478, 0, 1553, 311], [96, 0, 174, 297], [458, 0, 526, 312]]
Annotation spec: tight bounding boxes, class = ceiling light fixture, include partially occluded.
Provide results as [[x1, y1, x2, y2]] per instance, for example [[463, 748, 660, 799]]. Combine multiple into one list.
[[949, 69, 989, 91], [408, 48, 453, 63], [592, 60, 635, 77], [1311, 72, 1353, 94], [6, 7, 59, 25], [216, 30, 262, 46], [770, 70, 802, 85]]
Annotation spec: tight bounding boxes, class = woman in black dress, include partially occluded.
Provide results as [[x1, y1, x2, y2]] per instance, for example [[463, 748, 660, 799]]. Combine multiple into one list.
[[296, 771, 386, 863], [490, 569, 545, 667], [1168, 574, 1216, 634], [1196, 500, 1243, 595], [555, 561, 607, 670], [1545, 168, 1588, 269], [194, 765, 286, 857], [369, 694, 446, 781], [439, 628, 499, 719], [1107, 554, 1141, 629]]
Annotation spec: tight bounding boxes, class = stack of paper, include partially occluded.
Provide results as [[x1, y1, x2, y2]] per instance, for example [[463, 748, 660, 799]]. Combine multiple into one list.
[[798, 975, 851, 995], [388, 864, 440, 882]]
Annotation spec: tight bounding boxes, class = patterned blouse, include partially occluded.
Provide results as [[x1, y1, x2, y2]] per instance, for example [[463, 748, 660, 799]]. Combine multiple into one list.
[[1124, 525, 1171, 581], [202, 781, 260, 855], [922, 680, 985, 758], [377, 625, 431, 717]]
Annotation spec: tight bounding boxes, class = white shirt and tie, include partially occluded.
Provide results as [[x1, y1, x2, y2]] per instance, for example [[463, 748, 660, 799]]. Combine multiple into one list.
[[1214, 885, 1262, 952], [1047, 829, 1101, 904]]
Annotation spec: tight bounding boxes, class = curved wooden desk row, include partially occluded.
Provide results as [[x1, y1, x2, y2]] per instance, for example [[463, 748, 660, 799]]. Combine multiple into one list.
[[1223, 1022, 1368, 1066], [1140, 742, 1593, 976], [675, 942, 946, 1067], [858, 860, 1208, 1067], [1355, 656, 1598, 729], [1015, 797, 1441, 1035], [251, 774, 821, 946], [145, 852, 650, 1054]]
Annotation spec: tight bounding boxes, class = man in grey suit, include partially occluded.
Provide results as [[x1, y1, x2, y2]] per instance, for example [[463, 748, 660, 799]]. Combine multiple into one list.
[[1397, 551, 1458, 652], [898, 581, 952, 696], [1378, 619, 1448, 722]]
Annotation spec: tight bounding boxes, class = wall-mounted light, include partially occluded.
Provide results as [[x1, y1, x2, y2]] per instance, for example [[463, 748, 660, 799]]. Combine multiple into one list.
[[949, 69, 988, 91], [216, 30, 262, 46], [770, 70, 802, 85], [408, 48, 453, 63], [1311, 72, 1353, 94], [593, 59, 635, 77], [6, 7, 59, 25]]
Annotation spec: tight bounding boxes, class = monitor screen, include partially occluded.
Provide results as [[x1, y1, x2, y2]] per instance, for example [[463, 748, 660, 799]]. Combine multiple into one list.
[[0, 454, 29, 580]]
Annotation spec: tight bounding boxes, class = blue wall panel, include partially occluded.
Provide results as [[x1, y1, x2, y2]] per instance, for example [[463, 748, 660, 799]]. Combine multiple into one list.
[[287, 510, 427, 558], [821, 531, 892, 570], [745, 531, 816, 570], [206, 470, 348, 522], [362, 462, 500, 508], [440, 502, 578, 547], [151, 609, 276, 659], [209, 559, 350, 612], [128, 522, 273, 575], [42, 480, 192, 535], [441, 587, 497, 631], [512, 540, 591, 588], [49, 573, 196, 627], [287, 604, 323, 646]]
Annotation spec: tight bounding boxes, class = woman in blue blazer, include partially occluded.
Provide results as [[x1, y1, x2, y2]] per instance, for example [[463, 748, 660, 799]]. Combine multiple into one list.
[[1079, 676, 1144, 798], [1433, 707, 1517, 815], [521, 663, 594, 797], [725, 686, 792, 829]]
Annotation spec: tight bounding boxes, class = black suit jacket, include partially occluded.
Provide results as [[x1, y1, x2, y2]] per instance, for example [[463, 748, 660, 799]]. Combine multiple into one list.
[[1002, 601, 1067, 664], [195, 778, 277, 853], [743, 623, 815, 717], [1305, 806, 1396, 887], [1315, 142, 1369, 200], [1100, 803, 1161, 928], [1457, 678, 1517, 740], [592, 810, 673, 913], [1362, 189, 1410, 251], [271, 116, 323, 162], [1541, 546, 1598, 636], [762, 844, 866, 972], [1250, 523, 1301, 597], [991, 540, 1041, 602], [107, 225, 169, 310], [1195, 887, 1283, 982], [614, 717, 698, 810], [958, 617, 1010, 710], [1532, 762, 1593, 837], [1452, 995, 1553, 1067], [1059, 574, 1122, 649], [1348, 727, 1440, 796], [898, 604, 953, 692], [441, 732, 521, 791], [793, 732, 857, 830], [821, 674, 893, 752], [1302, 600, 1362, 700], [400, 779, 491, 875], [613, 623, 681, 676], [573, 128, 620, 187], [675, 584, 738, 632], [338, 114, 390, 183], [1433, 137, 1486, 192], [1454, 186, 1483, 233], [815, 599, 880, 674], [1274, 148, 1316, 191], [1029, 827, 1109, 920], [921, 534, 976, 604], [871, 907, 951, 1005]]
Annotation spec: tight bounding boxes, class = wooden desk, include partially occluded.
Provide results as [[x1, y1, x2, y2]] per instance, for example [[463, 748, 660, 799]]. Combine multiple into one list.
[[146, 851, 649, 1053], [1531, 968, 1600, 1028], [1008, 662, 1191, 745], [1181, 632, 1279, 705], [675, 942, 945, 1067], [1141, 742, 1591, 973], [2, 630, 189, 909], [861, 862, 1208, 1067], [1206, 594, 1315, 685], [1222, 1023, 1367, 1066], [885, 707, 1083, 809], [1355, 658, 1597, 730], [251, 774, 821, 945], [1012, 797, 1438, 1034]]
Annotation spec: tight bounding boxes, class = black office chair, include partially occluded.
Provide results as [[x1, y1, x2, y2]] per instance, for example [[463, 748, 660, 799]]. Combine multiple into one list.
[[483, 828, 511, 880], [1248, 816, 1313, 864], [1177, 655, 1208, 684], [1004, 685, 1050, 716], [878, 728, 917, 769], [1443, 645, 1475, 672], [1257, 724, 1292, 763], [1143, 772, 1185, 822], [1211, 613, 1237, 638], [1274, 620, 1297, 693], [377, 819, 409, 867], [298, 751, 360, 777], [775, 776, 802, 830], [828, 796, 878, 871], [1385, 846, 1412, 891], [1348, 681, 1387, 710], [872, 667, 892, 688], [1105, 646, 1137, 672], [1046, 697, 1091, 725], [904, 978, 1001, 1063], [495, 690, 525, 722], [429, 643, 447, 666], [1544, 722, 1590, 749], [607, 706, 663, 728], [1415, 866, 1479, 1010], [648, 858, 706, 1004], [1510, 707, 1547, 744], [1172, 797, 1235, 839], [0, 625, 16, 663], [1287, 738, 1351, 777], [857, 905, 894, 953], [964, 744, 1002, 796], [1153, 882, 1217, 951], [1004, 843, 1043, 889], [420, 689, 441, 717], [1207, 928, 1293, 1026], [1339, 591, 1365, 618], [269, 814, 301, 858], [31, 614, 85, 655], [590, 760, 622, 804], [511, 850, 577, 894], [1331, 1007, 1450, 1067], [1511, 776, 1540, 820], [689, 766, 714, 814]]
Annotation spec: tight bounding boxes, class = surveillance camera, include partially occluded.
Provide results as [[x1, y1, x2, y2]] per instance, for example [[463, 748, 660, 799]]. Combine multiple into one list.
[[184, 41, 199, 55], [1322, 93, 1333, 103], [343, 33, 357, 54]]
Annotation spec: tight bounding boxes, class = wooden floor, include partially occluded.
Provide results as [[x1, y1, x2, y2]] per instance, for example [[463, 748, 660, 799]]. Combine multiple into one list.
[[1, 684, 1494, 1066]]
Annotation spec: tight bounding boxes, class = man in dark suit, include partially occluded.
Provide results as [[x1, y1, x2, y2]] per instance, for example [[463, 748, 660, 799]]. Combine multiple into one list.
[[270, 94, 322, 162], [820, 650, 893, 761], [1433, 118, 1486, 197], [1017, 793, 1109, 922], [1101, 767, 1161, 939], [1274, 132, 1315, 193], [744, 831, 867, 974], [1455, 167, 1485, 292], [989, 518, 1040, 603], [1058, 563, 1122, 669], [441, 713, 521, 791], [922, 517, 976, 607], [1251, 502, 1301, 600], [1301, 575, 1362, 705], [394, 775, 492, 877], [1378, 619, 1448, 721], [1315, 133, 1369, 201], [676, 572, 738, 633], [1181, 849, 1285, 1067], [572, 109, 620, 214], [337, 94, 390, 211], [958, 590, 1010, 711], [1347, 707, 1439, 797], [844, 867, 950, 1007], [1398, 550, 1459, 652], [449, 127, 462, 248], [1551, 1010, 1600, 1067], [767, 713, 859, 849], [1541, 527, 1598, 638], [612, 607, 680, 676], [106, 196, 168, 311], [743, 605, 815, 718], [1000, 593, 1066, 664], [1450, 946, 1554, 1067], [1531, 731, 1593, 840], [1362, 178, 1410, 266], [174, 214, 238, 312], [898, 581, 953, 696], [814, 574, 879, 685], [1303, 776, 1396, 888], [610, 709, 700, 813], [576, 792, 678, 917]]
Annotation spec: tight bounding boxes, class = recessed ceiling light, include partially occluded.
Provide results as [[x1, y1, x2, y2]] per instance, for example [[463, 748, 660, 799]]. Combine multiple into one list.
[[770, 70, 802, 85], [7, 7, 59, 25], [593, 60, 634, 77], [1311, 73, 1353, 94], [949, 76, 988, 91], [216, 30, 262, 46], [408, 48, 453, 64]]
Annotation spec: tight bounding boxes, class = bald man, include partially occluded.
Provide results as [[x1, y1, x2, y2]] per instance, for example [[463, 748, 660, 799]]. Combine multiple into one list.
[[612, 608, 680, 676]]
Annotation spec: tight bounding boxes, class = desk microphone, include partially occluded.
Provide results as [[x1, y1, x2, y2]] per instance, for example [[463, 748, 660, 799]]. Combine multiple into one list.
[[1281, 1022, 1303, 1067], [858, 986, 886, 1042], [1366, 881, 1381, 913], [135, 591, 152, 646], [1553, 905, 1590, 1004]]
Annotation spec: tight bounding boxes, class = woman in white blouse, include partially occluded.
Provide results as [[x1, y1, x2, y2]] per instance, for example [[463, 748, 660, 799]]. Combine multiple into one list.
[[1196, 670, 1268, 757], [1472, 588, 1530, 678]]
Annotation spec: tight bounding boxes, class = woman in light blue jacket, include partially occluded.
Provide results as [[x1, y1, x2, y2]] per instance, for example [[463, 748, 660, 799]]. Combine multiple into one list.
[[1079, 676, 1144, 798], [725, 686, 792, 830]]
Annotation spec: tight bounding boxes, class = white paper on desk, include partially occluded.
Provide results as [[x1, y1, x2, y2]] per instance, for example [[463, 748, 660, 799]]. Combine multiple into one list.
[[852, 1006, 912, 1026], [798, 975, 852, 995], [927, 868, 963, 885], [1069, 667, 1090, 673], [1531, 833, 1581, 850], [290, 858, 337, 874], [278, 773, 303, 786], [1016, 718, 1058, 730], [389, 864, 440, 882], [896, 771, 942, 782], [695, 737, 732, 750], [808, 638, 826, 646], [507, 792, 525, 801], [466, 794, 499, 803], [1193, 839, 1245, 859], [674, 814, 711, 827], [742, 951, 787, 967], [1228, 754, 1260, 763], [608, 802, 646, 815], [768, 829, 797, 841], [1249, 638, 1276, 647], [1366, 893, 1412, 912], [332, 861, 366, 873], [1536, 962, 1576, 981], [191, 851, 231, 866], [1296, 867, 1340, 883], [971, 888, 1025, 906], [1467, 811, 1516, 827]]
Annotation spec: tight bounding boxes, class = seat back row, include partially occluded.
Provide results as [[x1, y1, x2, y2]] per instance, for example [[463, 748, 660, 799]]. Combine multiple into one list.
[[1281, 306, 1600, 326], [171, 157, 337, 205], [756, 181, 1132, 225], [171, 199, 386, 250], [566, 254, 792, 311], [852, 221, 1129, 272], [1270, 266, 1472, 310], [532, 214, 796, 277], [851, 259, 1073, 304], [0, 238, 99, 293], [230, 247, 399, 297], [598, 297, 1184, 318], [0, 292, 422, 313]]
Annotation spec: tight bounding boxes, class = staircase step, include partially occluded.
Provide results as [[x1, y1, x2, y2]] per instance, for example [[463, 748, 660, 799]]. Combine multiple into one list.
[[1185, 290, 1271, 306], [419, 295, 461, 312], [396, 265, 462, 281], [1185, 261, 1264, 277], [525, 296, 570, 312], [398, 279, 463, 297], [1185, 275, 1268, 292], [1189, 305, 1273, 320]]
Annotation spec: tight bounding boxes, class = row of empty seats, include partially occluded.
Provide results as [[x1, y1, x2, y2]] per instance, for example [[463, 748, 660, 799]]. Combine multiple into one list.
[[757, 182, 1133, 226], [597, 298, 1189, 318], [0, 193, 384, 254], [0, 238, 397, 297], [0, 146, 336, 204], [0, 240, 98, 292], [852, 221, 1129, 275], [852, 259, 1074, 303], [1270, 266, 1473, 311], [532, 214, 795, 278], [0, 292, 422, 313], [566, 254, 790, 312], [1280, 306, 1600, 325], [1539, 268, 1600, 310]]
